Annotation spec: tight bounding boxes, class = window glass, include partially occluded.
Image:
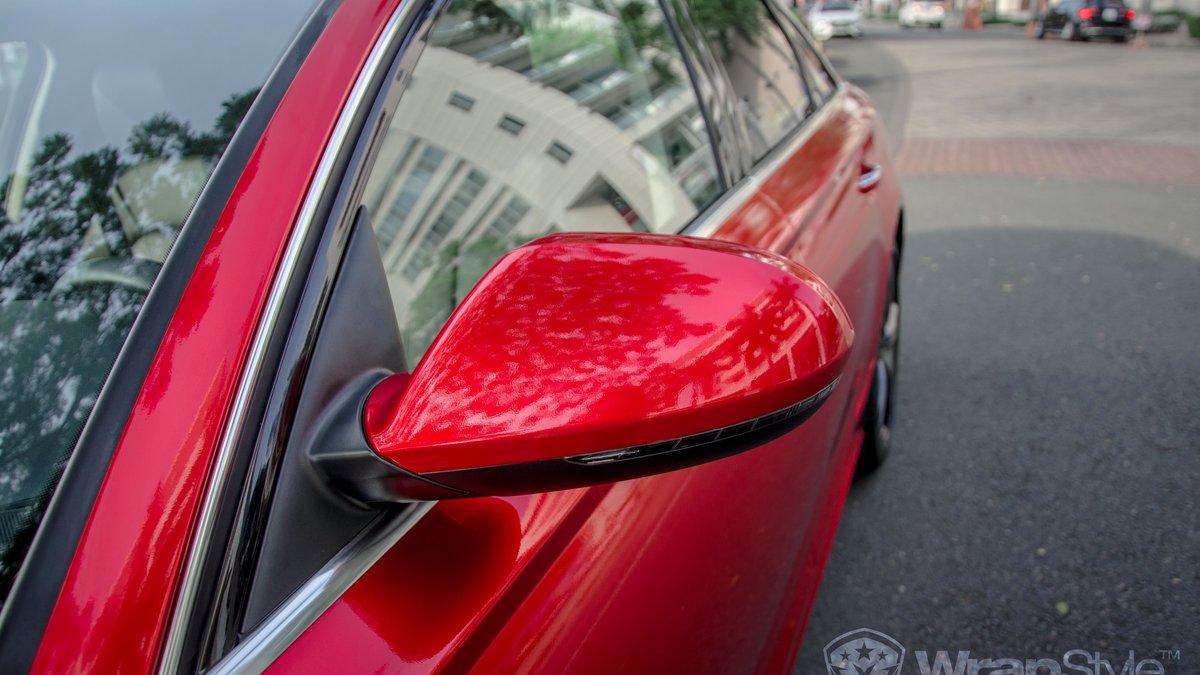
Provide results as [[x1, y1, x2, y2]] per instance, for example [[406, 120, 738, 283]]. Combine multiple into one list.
[[0, 0, 317, 605], [689, 1, 812, 162], [797, 42, 835, 101], [773, 7, 836, 101], [360, 0, 724, 364]]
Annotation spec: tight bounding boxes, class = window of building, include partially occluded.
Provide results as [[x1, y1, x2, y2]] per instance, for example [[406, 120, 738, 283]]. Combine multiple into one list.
[[546, 140, 573, 164], [498, 114, 526, 135], [448, 91, 475, 111]]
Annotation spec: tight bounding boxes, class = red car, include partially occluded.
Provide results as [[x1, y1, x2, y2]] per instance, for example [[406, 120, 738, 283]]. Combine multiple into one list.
[[0, 0, 901, 671]]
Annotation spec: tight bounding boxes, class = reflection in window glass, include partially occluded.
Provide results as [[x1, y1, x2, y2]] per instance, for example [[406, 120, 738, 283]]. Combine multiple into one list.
[[782, 14, 836, 101], [359, 0, 724, 364], [692, 1, 812, 161], [0, 1, 319, 606]]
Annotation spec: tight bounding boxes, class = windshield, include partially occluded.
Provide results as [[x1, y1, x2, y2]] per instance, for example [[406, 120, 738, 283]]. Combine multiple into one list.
[[821, 2, 856, 10], [0, 0, 317, 604]]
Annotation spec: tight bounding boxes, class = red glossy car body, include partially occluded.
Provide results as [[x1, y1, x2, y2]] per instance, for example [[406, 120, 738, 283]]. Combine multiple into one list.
[[8, 0, 902, 671]]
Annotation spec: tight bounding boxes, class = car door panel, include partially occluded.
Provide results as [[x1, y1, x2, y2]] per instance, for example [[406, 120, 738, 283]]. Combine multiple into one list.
[[272, 92, 883, 675], [268, 487, 597, 673], [229, 4, 895, 675], [713, 86, 889, 455], [779, 88, 891, 437], [272, 415, 845, 674]]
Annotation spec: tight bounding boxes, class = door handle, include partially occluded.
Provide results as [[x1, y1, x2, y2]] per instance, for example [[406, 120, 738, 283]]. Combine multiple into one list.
[[857, 163, 883, 192]]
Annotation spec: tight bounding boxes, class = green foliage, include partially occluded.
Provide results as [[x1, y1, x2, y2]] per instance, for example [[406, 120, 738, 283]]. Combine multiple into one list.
[[619, 0, 671, 51], [0, 89, 259, 300], [1188, 13, 1200, 37], [528, 24, 616, 65], [456, 0, 525, 34], [1150, 9, 1200, 36], [685, 0, 766, 55]]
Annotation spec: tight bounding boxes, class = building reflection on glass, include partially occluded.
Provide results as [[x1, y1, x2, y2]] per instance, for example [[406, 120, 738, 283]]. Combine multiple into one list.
[[360, 0, 725, 363]]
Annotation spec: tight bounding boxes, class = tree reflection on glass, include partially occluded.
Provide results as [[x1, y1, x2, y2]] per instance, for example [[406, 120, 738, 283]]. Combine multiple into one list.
[[0, 89, 256, 598], [398, 244, 721, 448]]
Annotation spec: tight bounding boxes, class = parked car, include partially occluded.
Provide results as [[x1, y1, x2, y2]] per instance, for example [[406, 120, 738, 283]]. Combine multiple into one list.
[[899, 0, 947, 28], [809, 0, 867, 37], [1036, 0, 1135, 40], [0, 0, 902, 672]]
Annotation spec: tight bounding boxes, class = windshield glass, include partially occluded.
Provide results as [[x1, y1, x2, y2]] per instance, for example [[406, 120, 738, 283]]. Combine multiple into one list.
[[821, 2, 856, 10], [0, 0, 317, 604]]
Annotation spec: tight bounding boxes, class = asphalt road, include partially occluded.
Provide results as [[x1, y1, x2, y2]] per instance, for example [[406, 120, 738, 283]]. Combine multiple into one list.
[[795, 24, 1200, 675]]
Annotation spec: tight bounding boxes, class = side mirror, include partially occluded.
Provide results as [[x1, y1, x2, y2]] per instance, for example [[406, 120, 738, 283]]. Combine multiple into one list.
[[314, 233, 853, 501]]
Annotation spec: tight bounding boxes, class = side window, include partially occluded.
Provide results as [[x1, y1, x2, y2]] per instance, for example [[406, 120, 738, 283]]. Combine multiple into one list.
[[360, 0, 724, 363], [773, 6, 837, 101], [691, 1, 812, 162], [797, 43, 835, 102]]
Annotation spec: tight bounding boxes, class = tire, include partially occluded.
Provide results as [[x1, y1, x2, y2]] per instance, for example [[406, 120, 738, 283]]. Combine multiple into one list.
[[1035, 20, 1046, 38], [1061, 20, 1078, 40], [933, 22, 943, 29], [856, 253, 901, 476], [1114, 33, 1128, 42]]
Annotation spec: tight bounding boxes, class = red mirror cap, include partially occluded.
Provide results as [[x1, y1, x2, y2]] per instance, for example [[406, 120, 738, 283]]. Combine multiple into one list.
[[364, 233, 854, 488]]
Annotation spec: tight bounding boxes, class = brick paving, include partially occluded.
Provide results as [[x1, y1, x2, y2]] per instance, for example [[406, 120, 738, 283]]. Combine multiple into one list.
[[896, 138, 1200, 185]]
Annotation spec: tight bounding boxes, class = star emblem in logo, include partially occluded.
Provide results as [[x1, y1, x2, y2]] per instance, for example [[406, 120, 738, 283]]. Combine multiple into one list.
[[822, 628, 905, 675]]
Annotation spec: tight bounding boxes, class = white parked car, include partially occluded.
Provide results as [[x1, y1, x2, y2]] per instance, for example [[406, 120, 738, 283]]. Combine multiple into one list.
[[899, 0, 946, 28], [809, 0, 865, 38]]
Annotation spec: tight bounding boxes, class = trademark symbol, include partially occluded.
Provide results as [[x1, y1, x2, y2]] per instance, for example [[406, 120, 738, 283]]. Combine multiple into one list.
[[1158, 649, 1181, 661]]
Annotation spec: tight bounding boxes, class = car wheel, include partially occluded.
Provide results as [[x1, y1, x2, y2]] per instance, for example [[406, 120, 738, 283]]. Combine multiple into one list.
[[856, 254, 900, 476], [1061, 20, 1078, 40], [1035, 20, 1046, 38], [933, 22, 943, 29], [1114, 33, 1128, 42]]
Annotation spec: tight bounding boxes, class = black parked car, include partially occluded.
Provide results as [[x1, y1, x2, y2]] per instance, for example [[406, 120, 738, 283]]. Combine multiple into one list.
[[1036, 0, 1135, 41]]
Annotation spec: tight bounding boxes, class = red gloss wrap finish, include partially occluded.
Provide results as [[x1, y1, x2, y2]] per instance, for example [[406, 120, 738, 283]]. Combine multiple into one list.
[[30, 1, 403, 672], [364, 233, 854, 475], [273, 88, 901, 674]]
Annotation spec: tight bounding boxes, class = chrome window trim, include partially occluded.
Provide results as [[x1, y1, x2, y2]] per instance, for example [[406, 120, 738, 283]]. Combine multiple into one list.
[[156, 2, 421, 672], [682, 92, 839, 240], [207, 503, 436, 675]]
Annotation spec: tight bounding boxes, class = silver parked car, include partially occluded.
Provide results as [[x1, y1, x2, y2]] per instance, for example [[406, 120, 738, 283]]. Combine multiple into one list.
[[809, 0, 865, 38], [899, 0, 947, 28]]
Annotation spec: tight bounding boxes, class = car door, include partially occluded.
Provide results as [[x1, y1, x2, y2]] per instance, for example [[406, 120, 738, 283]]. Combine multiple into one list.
[[187, 0, 879, 673], [676, 0, 900, 662]]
